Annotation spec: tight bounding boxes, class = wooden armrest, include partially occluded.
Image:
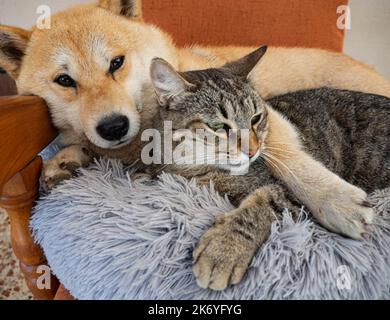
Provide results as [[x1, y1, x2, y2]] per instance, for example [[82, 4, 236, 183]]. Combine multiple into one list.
[[0, 96, 57, 190], [0, 95, 60, 300]]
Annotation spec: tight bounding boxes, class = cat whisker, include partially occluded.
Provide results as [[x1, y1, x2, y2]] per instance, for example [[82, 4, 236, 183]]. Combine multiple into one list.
[[262, 151, 310, 200], [153, 164, 170, 175], [266, 141, 301, 149], [263, 152, 301, 186], [264, 146, 296, 156]]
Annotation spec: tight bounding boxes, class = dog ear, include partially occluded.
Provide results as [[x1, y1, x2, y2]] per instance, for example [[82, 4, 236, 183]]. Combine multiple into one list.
[[0, 25, 31, 79], [98, 0, 143, 20], [221, 45, 268, 79], [150, 58, 195, 106]]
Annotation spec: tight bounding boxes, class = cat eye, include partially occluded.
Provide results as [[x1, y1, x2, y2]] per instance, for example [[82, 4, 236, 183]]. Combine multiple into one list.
[[55, 74, 77, 88], [109, 56, 125, 74], [251, 113, 263, 126], [207, 123, 230, 132]]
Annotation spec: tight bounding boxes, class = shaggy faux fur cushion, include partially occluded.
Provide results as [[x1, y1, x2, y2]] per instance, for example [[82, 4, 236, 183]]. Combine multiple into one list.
[[30, 156, 390, 300]]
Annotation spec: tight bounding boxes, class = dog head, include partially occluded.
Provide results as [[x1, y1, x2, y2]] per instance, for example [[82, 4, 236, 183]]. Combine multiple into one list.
[[0, 0, 176, 149]]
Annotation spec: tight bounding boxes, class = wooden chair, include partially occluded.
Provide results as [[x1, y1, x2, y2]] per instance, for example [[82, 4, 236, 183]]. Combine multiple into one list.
[[0, 95, 60, 299], [0, 73, 71, 299], [0, 0, 347, 300]]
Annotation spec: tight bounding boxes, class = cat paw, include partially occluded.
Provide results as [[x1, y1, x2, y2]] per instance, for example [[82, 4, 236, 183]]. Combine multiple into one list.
[[316, 184, 374, 240], [192, 220, 256, 291], [41, 145, 91, 192]]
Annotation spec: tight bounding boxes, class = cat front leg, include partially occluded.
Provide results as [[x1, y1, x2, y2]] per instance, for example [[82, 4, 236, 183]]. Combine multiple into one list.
[[193, 184, 288, 291], [270, 151, 374, 240], [265, 107, 374, 239]]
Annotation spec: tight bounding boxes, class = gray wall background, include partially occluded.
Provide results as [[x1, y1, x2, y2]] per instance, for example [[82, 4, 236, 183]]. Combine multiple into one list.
[[0, 0, 389, 79], [344, 0, 390, 79]]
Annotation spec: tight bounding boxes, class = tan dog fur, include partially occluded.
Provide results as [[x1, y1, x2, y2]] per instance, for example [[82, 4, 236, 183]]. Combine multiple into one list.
[[0, 2, 389, 150]]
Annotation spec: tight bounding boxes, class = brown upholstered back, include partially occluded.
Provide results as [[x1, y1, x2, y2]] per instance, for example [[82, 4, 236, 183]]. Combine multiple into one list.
[[0, 1, 348, 96], [143, 0, 348, 52]]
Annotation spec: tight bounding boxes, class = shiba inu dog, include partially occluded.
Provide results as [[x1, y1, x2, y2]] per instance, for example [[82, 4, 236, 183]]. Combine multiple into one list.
[[0, 1, 387, 239]]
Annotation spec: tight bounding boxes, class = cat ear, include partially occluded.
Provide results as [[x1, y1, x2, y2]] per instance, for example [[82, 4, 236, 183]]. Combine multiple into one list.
[[0, 25, 31, 79], [221, 45, 268, 79], [98, 0, 142, 20], [150, 58, 194, 105]]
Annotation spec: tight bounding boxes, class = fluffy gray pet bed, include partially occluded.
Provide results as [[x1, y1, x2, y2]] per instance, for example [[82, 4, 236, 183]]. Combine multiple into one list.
[[31, 155, 390, 300]]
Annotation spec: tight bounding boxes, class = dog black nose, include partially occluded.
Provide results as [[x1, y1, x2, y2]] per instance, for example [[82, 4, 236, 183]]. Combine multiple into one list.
[[96, 114, 129, 141]]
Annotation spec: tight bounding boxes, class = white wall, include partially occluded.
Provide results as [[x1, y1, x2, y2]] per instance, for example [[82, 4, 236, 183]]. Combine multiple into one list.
[[0, 0, 389, 79], [344, 0, 390, 79], [0, 0, 90, 28]]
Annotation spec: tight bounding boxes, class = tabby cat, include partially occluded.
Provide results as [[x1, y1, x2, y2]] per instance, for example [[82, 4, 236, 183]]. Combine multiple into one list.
[[147, 47, 389, 291]]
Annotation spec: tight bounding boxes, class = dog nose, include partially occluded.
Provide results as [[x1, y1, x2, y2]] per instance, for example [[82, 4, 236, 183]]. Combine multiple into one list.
[[96, 114, 129, 141]]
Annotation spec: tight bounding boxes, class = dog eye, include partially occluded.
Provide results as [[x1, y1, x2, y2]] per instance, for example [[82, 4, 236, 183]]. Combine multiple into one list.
[[55, 74, 76, 88], [251, 113, 263, 126], [109, 56, 125, 74]]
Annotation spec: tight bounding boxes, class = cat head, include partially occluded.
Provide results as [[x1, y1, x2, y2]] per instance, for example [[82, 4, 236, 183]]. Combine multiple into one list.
[[150, 46, 269, 173]]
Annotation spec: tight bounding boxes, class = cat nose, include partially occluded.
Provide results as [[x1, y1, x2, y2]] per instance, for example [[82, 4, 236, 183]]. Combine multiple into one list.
[[247, 147, 260, 158], [96, 114, 129, 141]]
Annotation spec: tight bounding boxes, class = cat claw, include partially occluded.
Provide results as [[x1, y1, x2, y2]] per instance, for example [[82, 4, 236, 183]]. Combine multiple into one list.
[[315, 185, 375, 240]]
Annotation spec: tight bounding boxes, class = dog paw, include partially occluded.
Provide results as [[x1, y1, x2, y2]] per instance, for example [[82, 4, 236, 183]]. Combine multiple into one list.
[[192, 217, 256, 291], [41, 145, 91, 192], [316, 183, 374, 240]]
